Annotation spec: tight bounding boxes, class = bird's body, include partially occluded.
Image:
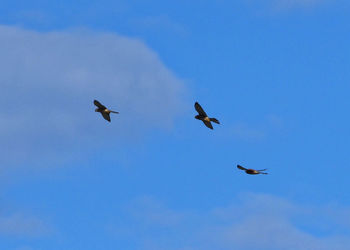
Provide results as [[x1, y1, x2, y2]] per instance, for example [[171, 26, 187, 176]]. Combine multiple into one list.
[[194, 102, 220, 129], [245, 169, 262, 175], [237, 164, 268, 175], [94, 100, 119, 122], [203, 117, 210, 122]]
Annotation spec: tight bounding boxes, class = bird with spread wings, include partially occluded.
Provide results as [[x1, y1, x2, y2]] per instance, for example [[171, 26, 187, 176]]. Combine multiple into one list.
[[237, 164, 268, 175], [94, 100, 119, 122], [194, 102, 220, 129]]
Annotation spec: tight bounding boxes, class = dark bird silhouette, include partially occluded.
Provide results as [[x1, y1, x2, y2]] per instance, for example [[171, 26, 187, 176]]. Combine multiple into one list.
[[94, 100, 119, 122], [194, 102, 220, 129], [237, 164, 268, 175]]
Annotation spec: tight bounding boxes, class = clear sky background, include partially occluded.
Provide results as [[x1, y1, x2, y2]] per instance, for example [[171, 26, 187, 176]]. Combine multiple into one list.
[[0, 1, 350, 249]]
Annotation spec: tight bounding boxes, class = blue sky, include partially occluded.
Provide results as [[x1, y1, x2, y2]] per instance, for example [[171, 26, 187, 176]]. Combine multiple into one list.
[[0, 0, 350, 249]]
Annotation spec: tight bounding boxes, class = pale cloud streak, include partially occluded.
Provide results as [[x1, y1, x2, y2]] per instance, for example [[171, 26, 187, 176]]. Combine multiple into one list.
[[245, 0, 332, 11], [110, 193, 350, 250], [130, 15, 188, 37], [270, 0, 326, 9], [219, 114, 284, 142], [0, 213, 51, 238]]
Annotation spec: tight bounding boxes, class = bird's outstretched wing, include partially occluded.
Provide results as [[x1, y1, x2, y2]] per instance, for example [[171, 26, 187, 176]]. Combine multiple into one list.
[[195, 102, 207, 116], [101, 112, 111, 122], [94, 100, 107, 109], [237, 165, 247, 171], [203, 120, 213, 129]]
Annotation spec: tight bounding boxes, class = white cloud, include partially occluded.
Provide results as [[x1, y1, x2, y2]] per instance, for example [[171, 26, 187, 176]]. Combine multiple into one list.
[[0, 25, 187, 167], [111, 193, 350, 250]]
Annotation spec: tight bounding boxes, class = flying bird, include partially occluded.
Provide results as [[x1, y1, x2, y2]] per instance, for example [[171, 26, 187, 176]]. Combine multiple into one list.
[[94, 100, 119, 122], [194, 102, 220, 129], [237, 164, 268, 175]]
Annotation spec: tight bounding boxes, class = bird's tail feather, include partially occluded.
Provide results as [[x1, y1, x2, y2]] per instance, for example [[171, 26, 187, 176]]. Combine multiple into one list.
[[210, 118, 220, 124], [110, 110, 119, 114]]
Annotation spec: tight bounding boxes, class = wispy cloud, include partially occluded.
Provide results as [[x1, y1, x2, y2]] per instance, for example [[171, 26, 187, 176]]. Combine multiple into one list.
[[131, 15, 188, 36], [0, 25, 187, 168], [229, 122, 266, 140], [245, 0, 331, 11], [221, 114, 284, 141], [270, 0, 326, 9], [110, 193, 350, 250], [14, 247, 33, 250], [126, 196, 187, 227], [0, 213, 52, 238]]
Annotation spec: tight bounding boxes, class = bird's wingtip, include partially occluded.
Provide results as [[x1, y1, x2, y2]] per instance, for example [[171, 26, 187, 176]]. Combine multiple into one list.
[[237, 165, 245, 170]]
